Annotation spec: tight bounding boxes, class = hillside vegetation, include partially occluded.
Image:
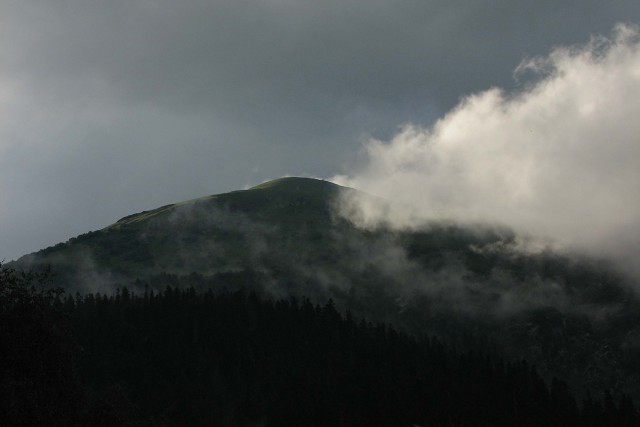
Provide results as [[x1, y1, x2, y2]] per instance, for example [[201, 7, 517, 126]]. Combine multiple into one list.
[[11, 177, 640, 407], [2, 265, 637, 426]]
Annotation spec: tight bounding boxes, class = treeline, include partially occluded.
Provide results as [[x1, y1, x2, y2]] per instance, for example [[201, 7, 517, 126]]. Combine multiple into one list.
[[1, 265, 638, 426]]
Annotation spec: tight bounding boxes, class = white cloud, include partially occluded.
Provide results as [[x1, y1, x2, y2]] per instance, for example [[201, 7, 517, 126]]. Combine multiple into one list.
[[335, 24, 640, 275]]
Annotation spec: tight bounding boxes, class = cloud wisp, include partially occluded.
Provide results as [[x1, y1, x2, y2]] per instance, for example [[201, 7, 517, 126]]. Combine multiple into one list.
[[334, 24, 640, 276]]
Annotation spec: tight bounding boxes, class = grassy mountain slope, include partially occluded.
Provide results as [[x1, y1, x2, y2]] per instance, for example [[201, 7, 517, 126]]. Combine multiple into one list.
[[15, 177, 352, 289]]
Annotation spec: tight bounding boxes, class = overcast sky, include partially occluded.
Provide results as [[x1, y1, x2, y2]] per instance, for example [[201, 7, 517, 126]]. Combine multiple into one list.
[[1, 1, 639, 262]]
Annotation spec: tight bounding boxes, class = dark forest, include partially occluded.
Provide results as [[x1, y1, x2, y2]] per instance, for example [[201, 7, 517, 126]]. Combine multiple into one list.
[[1, 264, 637, 426]]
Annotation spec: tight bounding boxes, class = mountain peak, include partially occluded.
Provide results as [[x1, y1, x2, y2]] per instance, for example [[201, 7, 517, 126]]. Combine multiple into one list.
[[250, 176, 344, 193], [14, 176, 352, 281]]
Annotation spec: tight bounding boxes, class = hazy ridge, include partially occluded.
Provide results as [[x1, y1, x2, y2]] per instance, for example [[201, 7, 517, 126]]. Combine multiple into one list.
[[11, 177, 640, 402]]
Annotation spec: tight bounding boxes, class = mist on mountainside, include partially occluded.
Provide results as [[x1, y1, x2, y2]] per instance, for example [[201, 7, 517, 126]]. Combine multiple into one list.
[[333, 24, 640, 281], [323, 25, 640, 397], [11, 175, 640, 401]]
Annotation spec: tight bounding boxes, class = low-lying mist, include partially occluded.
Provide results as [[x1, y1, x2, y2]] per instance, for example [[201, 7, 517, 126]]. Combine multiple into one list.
[[332, 23, 640, 281]]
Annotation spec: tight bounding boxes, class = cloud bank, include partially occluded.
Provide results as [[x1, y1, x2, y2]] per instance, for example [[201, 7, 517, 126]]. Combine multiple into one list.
[[334, 24, 640, 275]]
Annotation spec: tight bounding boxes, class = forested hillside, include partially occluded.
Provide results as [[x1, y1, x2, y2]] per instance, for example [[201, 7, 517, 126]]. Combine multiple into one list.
[[7, 177, 640, 424], [1, 264, 638, 426]]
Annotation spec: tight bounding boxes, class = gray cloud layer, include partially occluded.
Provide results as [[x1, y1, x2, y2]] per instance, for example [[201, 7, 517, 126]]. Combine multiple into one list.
[[1, 0, 639, 260], [334, 24, 640, 277]]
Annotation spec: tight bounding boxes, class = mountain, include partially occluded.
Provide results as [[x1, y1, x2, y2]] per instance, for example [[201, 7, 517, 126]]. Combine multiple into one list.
[[11, 176, 640, 401], [14, 177, 510, 294], [16, 177, 354, 292]]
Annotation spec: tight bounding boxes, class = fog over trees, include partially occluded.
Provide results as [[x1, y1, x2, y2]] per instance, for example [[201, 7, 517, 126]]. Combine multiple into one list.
[[2, 263, 638, 426], [5, 178, 640, 425]]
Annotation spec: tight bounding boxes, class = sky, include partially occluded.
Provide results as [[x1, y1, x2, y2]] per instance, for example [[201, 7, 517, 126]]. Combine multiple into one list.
[[1, 0, 639, 262]]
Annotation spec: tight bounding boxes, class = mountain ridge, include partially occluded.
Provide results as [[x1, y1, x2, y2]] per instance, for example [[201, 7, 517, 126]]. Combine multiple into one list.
[[9, 176, 640, 402], [13, 176, 360, 292], [105, 176, 345, 229]]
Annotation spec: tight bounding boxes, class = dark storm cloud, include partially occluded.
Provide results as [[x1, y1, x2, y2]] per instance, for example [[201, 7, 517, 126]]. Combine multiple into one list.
[[1, 0, 639, 260]]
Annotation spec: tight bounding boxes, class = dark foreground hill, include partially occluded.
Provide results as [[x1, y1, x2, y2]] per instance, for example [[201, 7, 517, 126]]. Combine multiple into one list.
[[1, 266, 637, 426], [10, 177, 640, 404]]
